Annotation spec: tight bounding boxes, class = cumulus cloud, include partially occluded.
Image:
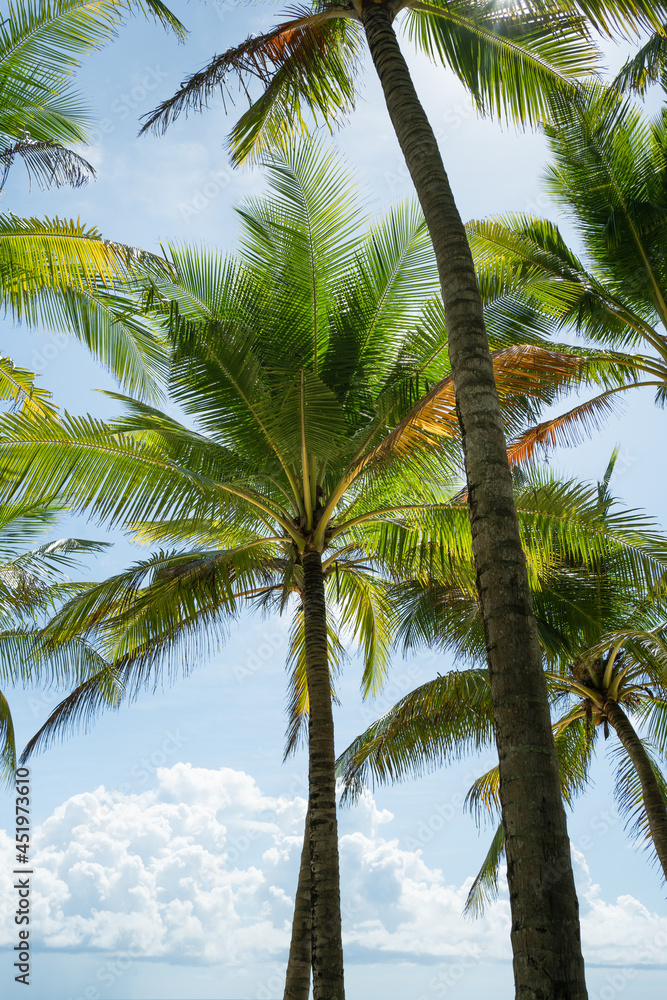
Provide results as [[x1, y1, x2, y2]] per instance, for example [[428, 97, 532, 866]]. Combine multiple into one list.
[[1, 765, 665, 970]]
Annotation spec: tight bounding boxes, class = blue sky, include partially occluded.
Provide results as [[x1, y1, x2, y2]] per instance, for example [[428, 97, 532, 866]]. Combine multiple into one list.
[[1, 4, 667, 999]]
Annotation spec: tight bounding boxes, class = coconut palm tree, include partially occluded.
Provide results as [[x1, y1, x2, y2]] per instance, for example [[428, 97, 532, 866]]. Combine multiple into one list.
[[467, 83, 667, 463], [9, 144, 622, 1000], [337, 459, 667, 905], [455, 616, 667, 915], [0, 143, 479, 999], [0, 0, 187, 399], [139, 6, 667, 992]]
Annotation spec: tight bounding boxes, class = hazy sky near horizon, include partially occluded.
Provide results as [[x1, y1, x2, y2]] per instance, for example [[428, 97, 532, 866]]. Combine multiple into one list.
[[1, 3, 666, 999]]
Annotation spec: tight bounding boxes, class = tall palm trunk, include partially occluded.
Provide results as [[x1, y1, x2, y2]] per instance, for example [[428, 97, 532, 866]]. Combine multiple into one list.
[[284, 807, 312, 1000], [606, 699, 667, 879], [359, 4, 587, 997], [302, 549, 345, 1000]]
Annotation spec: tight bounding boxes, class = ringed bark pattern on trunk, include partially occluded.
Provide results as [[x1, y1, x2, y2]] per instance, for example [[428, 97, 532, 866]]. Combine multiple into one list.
[[605, 699, 667, 880], [360, 4, 587, 997], [302, 548, 345, 1000]]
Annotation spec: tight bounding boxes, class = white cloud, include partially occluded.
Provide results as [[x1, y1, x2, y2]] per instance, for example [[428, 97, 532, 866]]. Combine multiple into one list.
[[1, 764, 665, 970]]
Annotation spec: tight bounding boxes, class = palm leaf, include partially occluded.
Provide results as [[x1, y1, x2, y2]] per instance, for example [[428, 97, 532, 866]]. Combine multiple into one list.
[[408, 0, 599, 126], [336, 669, 495, 802], [0, 138, 94, 191], [0, 357, 57, 417], [0, 0, 186, 145], [463, 821, 505, 918], [141, 9, 362, 165], [613, 28, 667, 96]]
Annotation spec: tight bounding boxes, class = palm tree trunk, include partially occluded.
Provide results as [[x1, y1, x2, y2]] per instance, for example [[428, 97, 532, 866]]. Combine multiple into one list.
[[284, 807, 312, 1000], [606, 699, 667, 880], [359, 4, 587, 998], [302, 548, 345, 1000]]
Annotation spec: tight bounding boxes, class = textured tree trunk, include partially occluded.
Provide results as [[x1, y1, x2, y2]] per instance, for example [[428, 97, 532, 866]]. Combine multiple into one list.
[[360, 4, 588, 998], [302, 549, 345, 1000], [606, 699, 667, 880], [284, 807, 312, 1000]]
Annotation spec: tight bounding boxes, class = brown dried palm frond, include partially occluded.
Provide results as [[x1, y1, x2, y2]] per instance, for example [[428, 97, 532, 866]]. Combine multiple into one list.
[[359, 344, 588, 471], [0, 139, 94, 192], [506, 387, 629, 465], [139, 5, 349, 135]]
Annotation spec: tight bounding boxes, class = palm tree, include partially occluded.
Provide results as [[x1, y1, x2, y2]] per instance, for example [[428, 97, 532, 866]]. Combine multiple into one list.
[[467, 83, 667, 463], [0, 0, 187, 399], [0, 143, 492, 1000], [336, 460, 667, 903], [456, 619, 667, 915], [138, 5, 667, 993], [550, 628, 667, 877]]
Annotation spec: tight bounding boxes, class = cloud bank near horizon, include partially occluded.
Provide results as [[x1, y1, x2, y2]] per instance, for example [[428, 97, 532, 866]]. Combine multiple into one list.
[[1, 762, 665, 969]]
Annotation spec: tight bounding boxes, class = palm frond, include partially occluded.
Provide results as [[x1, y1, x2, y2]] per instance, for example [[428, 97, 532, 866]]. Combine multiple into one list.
[[336, 669, 494, 802], [0, 357, 57, 417], [408, 0, 599, 126], [141, 8, 361, 165], [463, 821, 505, 918], [0, 0, 186, 146], [608, 738, 667, 875], [0, 139, 94, 191], [613, 28, 667, 97], [20, 663, 125, 762]]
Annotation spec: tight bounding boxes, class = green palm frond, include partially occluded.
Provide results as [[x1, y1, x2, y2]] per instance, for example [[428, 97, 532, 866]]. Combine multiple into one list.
[[463, 821, 505, 918], [608, 738, 667, 872], [20, 662, 125, 762], [141, 9, 362, 164], [336, 669, 495, 802], [408, 0, 599, 126], [228, 14, 363, 166], [613, 27, 667, 96], [283, 600, 345, 758], [0, 689, 16, 780], [0, 216, 172, 397], [331, 566, 392, 697], [238, 140, 368, 298], [0, 0, 186, 147], [543, 83, 667, 326], [0, 357, 58, 417]]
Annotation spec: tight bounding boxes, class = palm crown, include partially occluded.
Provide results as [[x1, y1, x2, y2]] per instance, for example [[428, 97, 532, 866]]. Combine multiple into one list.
[[468, 83, 667, 461], [336, 459, 667, 902], [140, 0, 666, 163], [0, 143, 478, 997]]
